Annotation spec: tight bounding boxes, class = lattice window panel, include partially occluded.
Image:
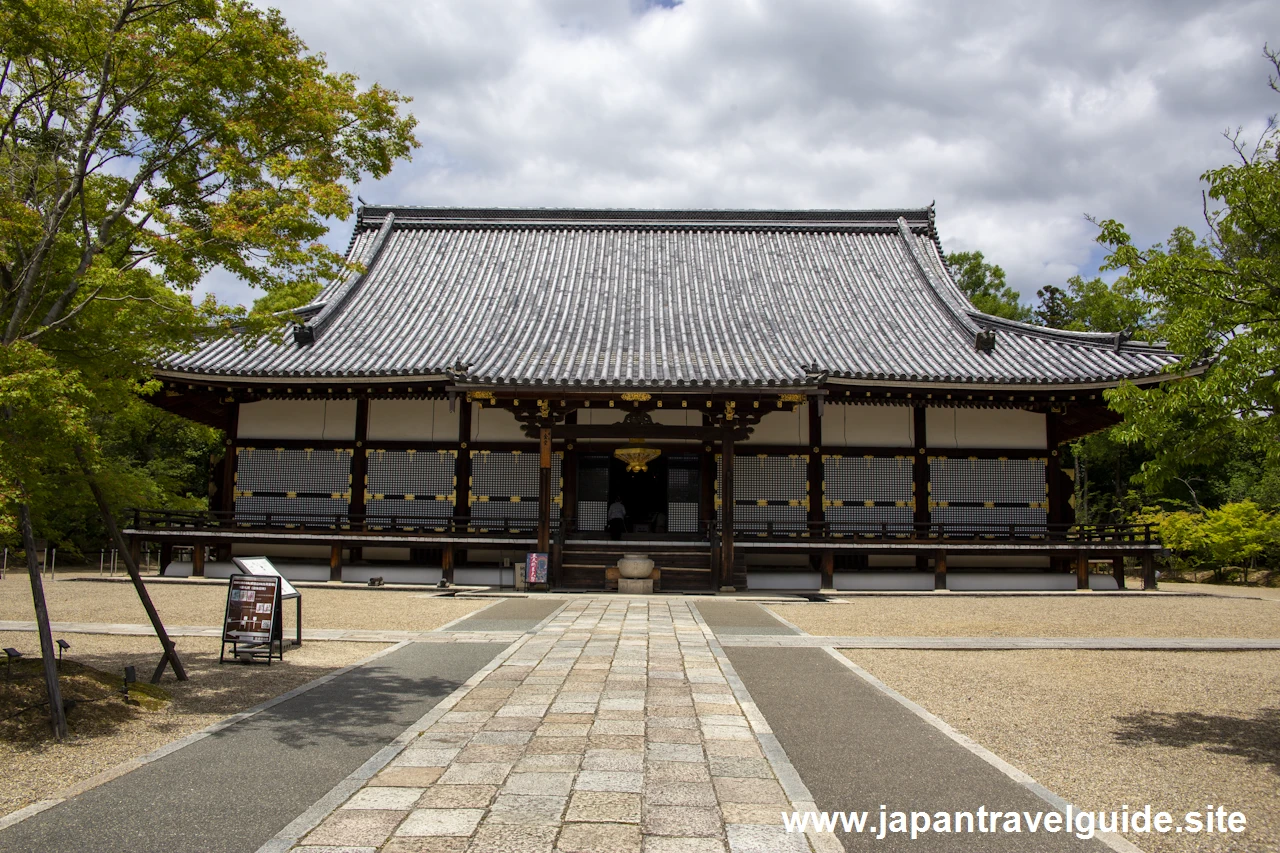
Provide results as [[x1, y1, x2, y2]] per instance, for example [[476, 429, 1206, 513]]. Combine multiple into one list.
[[823, 455, 914, 535], [365, 449, 456, 528], [929, 457, 1048, 534], [578, 501, 608, 532], [667, 455, 701, 533], [469, 450, 562, 527], [234, 447, 352, 525], [716, 454, 808, 536]]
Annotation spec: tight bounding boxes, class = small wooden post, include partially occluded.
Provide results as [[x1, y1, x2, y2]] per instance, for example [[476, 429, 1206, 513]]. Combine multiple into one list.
[[934, 549, 947, 590], [1076, 551, 1089, 590], [129, 537, 142, 572], [1111, 556, 1125, 590], [1141, 552, 1157, 590], [329, 544, 343, 582], [192, 543, 205, 577], [158, 542, 173, 576], [819, 551, 834, 590], [442, 543, 455, 585]]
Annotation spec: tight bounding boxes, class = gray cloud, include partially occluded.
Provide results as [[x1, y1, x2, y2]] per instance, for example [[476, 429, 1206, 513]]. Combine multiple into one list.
[[212, 0, 1280, 308]]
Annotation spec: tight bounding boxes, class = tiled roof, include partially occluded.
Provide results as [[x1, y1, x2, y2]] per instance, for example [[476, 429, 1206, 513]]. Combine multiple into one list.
[[160, 207, 1180, 389]]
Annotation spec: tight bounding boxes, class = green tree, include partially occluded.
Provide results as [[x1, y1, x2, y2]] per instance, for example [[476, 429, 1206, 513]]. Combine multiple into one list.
[[1033, 284, 1071, 328], [945, 250, 1033, 321], [0, 0, 417, 734], [1100, 47, 1280, 480]]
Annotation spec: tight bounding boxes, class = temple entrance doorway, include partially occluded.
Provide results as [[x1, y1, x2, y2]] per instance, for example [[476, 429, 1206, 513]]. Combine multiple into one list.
[[575, 453, 701, 537], [610, 455, 667, 535]]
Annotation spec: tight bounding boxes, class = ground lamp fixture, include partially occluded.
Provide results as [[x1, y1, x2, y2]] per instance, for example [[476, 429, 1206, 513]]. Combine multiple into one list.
[[122, 665, 137, 702], [56, 639, 70, 662], [4, 648, 21, 681]]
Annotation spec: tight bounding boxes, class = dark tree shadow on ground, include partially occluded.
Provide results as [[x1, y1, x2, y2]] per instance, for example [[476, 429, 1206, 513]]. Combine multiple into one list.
[[1113, 707, 1280, 776]]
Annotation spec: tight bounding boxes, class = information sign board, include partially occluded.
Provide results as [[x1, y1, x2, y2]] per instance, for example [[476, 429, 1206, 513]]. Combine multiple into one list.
[[220, 575, 283, 663], [233, 556, 299, 598], [525, 552, 548, 585]]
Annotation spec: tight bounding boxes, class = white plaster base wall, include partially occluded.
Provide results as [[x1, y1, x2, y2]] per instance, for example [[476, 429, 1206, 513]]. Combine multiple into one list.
[[926, 407, 1046, 449], [835, 572, 935, 591], [342, 566, 442, 585], [746, 570, 821, 590], [368, 399, 458, 441], [947, 555, 1051, 569], [946, 572, 1075, 591], [361, 547, 413, 562], [163, 560, 330, 582], [455, 567, 515, 586], [237, 399, 356, 440], [744, 405, 809, 445], [822, 404, 914, 447], [869, 555, 917, 568]]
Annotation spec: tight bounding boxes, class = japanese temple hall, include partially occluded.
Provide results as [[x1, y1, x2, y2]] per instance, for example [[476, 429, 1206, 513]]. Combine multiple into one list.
[[129, 206, 1182, 592]]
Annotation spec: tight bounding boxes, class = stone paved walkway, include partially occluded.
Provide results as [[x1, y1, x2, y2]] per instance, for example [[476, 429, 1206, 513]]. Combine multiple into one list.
[[289, 599, 817, 853]]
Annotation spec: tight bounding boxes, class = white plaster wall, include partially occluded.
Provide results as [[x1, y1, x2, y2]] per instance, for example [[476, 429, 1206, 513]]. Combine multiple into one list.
[[577, 408, 625, 425], [470, 403, 528, 442], [343, 566, 442, 585], [926, 407, 1046, 449], [747, 571, 821, 590], [231, 543, 331, 559], [238, 399, 356, 440], [744, 405, 808, 445], [835, 572, 935, 591], [650, 409, 701, 427], [368, 399, 459, 441], [822, 405, 913, 447]]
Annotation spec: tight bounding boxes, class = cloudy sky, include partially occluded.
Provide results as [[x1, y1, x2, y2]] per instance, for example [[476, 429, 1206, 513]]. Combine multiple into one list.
[[218, 0, 1280, 308]]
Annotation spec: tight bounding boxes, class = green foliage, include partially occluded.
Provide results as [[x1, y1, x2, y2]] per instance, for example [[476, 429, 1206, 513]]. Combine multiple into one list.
[[0, 0, 417, 552], [1137, 501, 1280, 581], [1099, 49, 1280, 481], [945, 250, 1033, 321]]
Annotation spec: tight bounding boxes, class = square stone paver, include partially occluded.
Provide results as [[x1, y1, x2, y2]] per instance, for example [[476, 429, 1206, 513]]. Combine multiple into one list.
[[416, 785, 498, 809], [573, 770, 644, 793], [642, 838, 727, 853], [302, 809, 405, 847], [564, 791, 642, 823], [395, 808, 485, 837], [643, 782, 717, 807], [712, 778, 788, 806], [436, 762, 513, 786], [581, 749, 643, 773], [725, 823, 809, 852], [647, 760, 712, 783], [342, 787, 425, 810], [467, 824, 558, 853], [485, 793, 567, 825], [556, 821, 643, 853], [503, 771, 574, 796], [370, 767, 444, 787], [381, 838, 469, 853], [646, 742, 703, 763], [707, 756, 774, 779], [395, 748, 460, 768], [643, 805, 723, 838]]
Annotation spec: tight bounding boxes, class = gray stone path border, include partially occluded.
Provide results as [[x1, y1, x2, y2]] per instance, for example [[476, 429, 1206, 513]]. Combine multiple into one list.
[[688, 605, 844, 853], [718, 635, 1280, 650], [822, 649, 1143, 853], [0, 639, 413, 834], [253, 600, 570, 853]]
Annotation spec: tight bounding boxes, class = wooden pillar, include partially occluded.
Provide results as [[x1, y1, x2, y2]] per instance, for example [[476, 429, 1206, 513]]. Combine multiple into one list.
[[442, 543, 455, 585], [455, 402, 472, 529], [562, 417, 578, 534], [350, 398, 369, 520], [329, 543, 343, 582], [819, 551, 834, 590], [192, 543, 205, 577], [807, 400, 824, 536], [934, 549, 947, 590], [537, 428, 552, 555], [1112, 556, 1125, 590], [221, 402, 239, 516], [1076, 550, 1089, 590], [699, 447, 715, 530], [913, 406, 929, 571], [129, 537, 142, 571], [1141, 552, 1157, 590], [159, 542, 173, 576], [720, 419, 736, 591]]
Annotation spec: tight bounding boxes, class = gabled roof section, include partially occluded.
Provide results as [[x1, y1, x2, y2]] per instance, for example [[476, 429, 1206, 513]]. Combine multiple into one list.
[[160, 206, 1183, 389]]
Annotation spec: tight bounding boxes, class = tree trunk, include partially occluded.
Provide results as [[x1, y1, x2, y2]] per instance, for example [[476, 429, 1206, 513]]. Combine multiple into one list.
[[77, 451, 188, 682], [20, 503, 68, 739]]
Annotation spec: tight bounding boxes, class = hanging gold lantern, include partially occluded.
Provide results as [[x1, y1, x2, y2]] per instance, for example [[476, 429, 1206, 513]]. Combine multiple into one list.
[[614, 444, 661, 473]]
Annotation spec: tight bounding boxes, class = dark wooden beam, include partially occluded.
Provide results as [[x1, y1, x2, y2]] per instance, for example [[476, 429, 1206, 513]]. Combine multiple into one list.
[[552, 423, 751, 442], [330, 544, 343, 581], [350, 398, 370, 519], [1076, 550, 1089, 590], [1141, 552, 1157, 590], [538, 428, 552, 555], [1112, 556, 1125, 590], [455, 402, 473, 525], [807, 399, 824, 533], [934, 549, 947, 590]]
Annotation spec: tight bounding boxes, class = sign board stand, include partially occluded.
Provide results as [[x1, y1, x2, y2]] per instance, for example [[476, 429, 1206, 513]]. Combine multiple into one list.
[[525, 552, 548, 590], [220, 575, 283, 664], [232, 557, 302, 647]]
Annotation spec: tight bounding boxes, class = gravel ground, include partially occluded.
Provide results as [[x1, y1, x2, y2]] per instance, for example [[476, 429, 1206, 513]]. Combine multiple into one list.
[[842, 649, 1280, 853], [0, 631, 384, 817], [769, 595, 1280, 638], [0, 571, 490, 631]]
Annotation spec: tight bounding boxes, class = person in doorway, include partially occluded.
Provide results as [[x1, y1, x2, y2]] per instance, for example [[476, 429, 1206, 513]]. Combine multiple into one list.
[[608, 498, 627, 540]]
